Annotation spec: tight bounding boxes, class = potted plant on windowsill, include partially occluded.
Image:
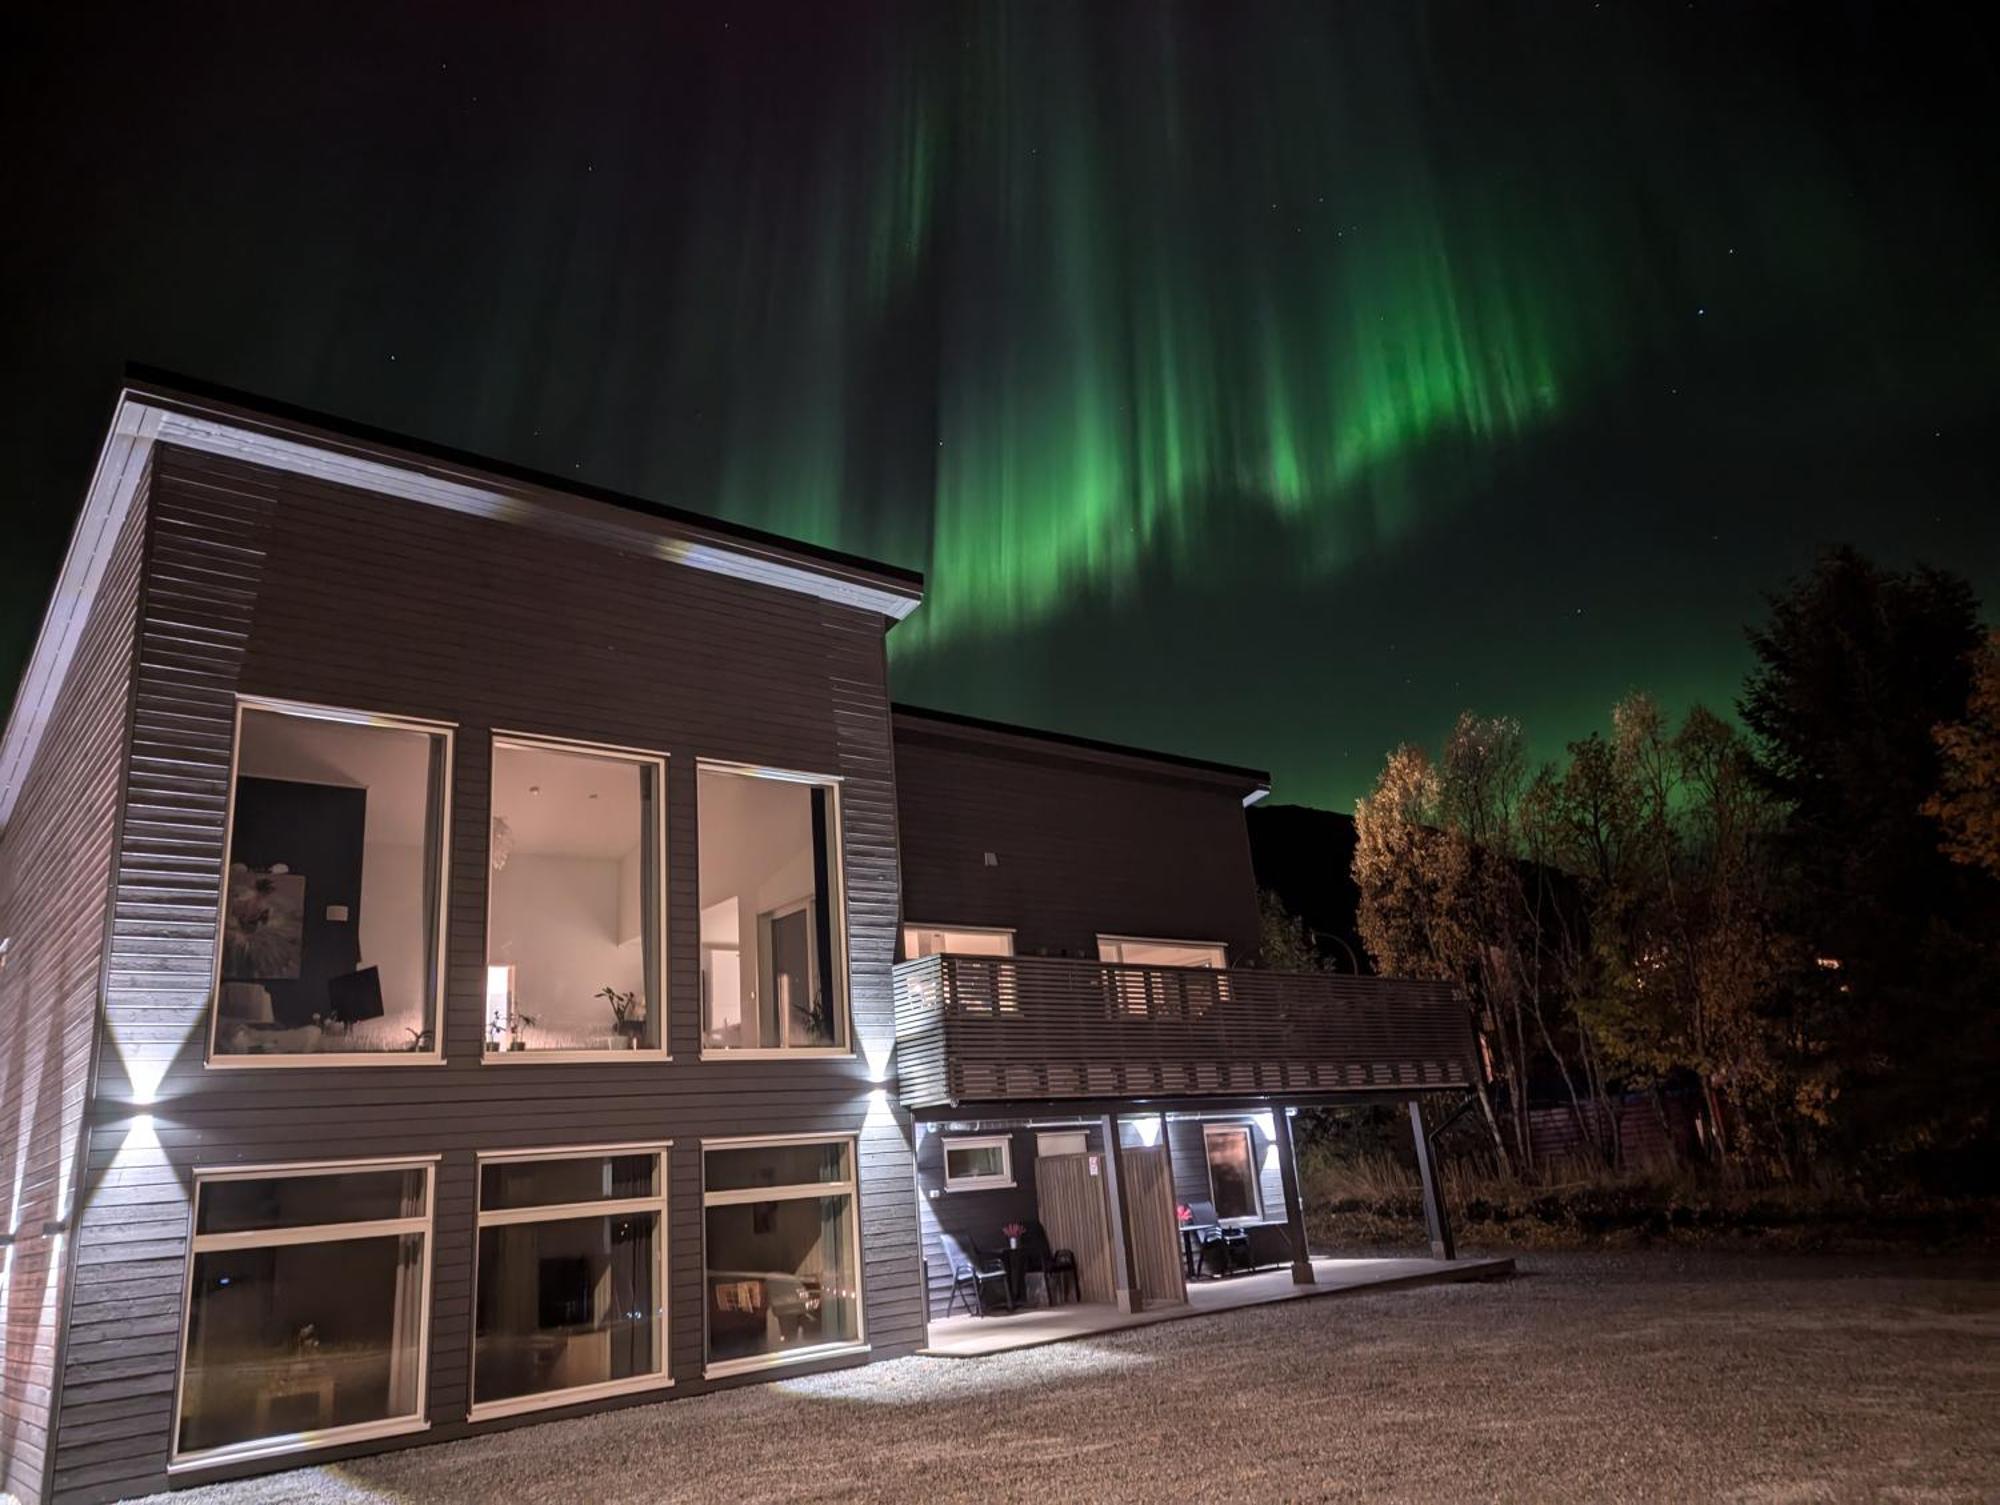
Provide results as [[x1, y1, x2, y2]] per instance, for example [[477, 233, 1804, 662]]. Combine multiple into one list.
[[598, 986, 645, 1049]]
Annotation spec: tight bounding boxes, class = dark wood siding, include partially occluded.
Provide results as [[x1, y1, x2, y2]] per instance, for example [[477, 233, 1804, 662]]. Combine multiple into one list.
[[0, 484, 144, 1505], [892, 723, 1263, 963], [48, 445, 919, 1503]]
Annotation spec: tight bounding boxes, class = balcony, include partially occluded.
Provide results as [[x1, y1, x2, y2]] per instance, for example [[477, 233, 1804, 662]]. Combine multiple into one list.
[[891, 954, 1475, 1111]]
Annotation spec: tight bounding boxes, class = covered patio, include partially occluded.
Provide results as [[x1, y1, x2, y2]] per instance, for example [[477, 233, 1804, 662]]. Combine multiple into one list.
[[918, 1253, 1515, 1357]]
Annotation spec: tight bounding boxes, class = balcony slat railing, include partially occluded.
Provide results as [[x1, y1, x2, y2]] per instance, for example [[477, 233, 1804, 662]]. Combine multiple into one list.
[[892, 954, 1475, 1110]]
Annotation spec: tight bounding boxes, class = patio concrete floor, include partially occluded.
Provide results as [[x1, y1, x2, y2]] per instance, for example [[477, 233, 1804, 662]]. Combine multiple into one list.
[[918, 1253, 1515, 1356]]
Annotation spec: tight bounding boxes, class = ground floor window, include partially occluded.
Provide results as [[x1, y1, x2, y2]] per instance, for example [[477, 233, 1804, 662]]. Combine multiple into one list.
[[1204, 1124, 1261, 1221], [702, 1137, 863, 1372], [175, 1160, 433, 1464], [942, 1134, 1013, 1191], [472, 1147, 668, 1415]]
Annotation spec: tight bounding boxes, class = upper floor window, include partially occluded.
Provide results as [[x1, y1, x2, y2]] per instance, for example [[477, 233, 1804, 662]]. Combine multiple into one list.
[[1096, 935, 1228, 968], [902, 924, 1015, 960], [485, 737, 665, 1057], [697, 764, 847, 1054], [212, 702, 450, 1062]]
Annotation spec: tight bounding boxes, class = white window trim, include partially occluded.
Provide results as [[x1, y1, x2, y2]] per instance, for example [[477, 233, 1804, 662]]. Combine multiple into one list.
[[206, 697, 455, 1070], [695, 761, 853, 1059], [699, 1133, 867, 1377], [1096, 934, 1231, 967], [1203, 1123, 1262, 1224], [169, 1155, 438, 1473], [483, 732, 671, 1063], [901, 922, 1016, 959], [941, 1134, 1015, 1192], [467, 1142, 672, 1421]]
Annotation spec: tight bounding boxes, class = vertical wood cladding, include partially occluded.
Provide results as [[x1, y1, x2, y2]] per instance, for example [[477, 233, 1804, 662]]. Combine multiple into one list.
[[891, 721, 1264, 964], [0, 485, 144, 1505], [48, 445, 919, 1503]]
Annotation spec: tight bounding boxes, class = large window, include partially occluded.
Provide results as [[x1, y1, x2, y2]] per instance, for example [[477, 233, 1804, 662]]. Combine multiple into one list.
[[702, 1138, 863, 1373], [942, 1135, 1014, 1192], [213, 701, 450, 1061], [472, 1147, 668, 1416], [1204, 1124, 1261, 1222], [697, 765, 847, 1054], [175, 1160, 433, 1465], [486, 738, 665, 1057]]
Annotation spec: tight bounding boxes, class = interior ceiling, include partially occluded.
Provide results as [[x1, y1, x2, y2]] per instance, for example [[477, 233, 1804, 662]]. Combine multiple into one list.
[[492, 743, 645, 861]]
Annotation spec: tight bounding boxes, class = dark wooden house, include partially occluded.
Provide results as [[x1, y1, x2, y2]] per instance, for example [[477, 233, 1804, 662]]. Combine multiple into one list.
[[0, 375, 1468, 1504]]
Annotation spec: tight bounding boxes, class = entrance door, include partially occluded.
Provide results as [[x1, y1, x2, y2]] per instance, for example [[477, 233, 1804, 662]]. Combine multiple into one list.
[[1120, 1145, 1188, 1307]]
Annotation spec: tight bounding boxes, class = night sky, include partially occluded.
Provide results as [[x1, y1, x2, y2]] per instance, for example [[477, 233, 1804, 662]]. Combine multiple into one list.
[[5, 3, 1996, 810]]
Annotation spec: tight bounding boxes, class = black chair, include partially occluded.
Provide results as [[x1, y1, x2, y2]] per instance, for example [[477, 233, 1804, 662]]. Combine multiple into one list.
[[1183, 1199, 1252, 1277], [1021, 1221, 1080, 1305], [938, 1232, 1013, 1316]]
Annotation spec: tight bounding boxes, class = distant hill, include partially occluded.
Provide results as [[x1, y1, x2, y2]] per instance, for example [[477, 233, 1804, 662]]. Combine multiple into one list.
[[1246, 803, 1369, 974]]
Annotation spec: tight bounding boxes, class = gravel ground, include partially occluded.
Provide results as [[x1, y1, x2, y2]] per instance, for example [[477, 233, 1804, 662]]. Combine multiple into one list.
[[139, 1251, 2000, 1504]]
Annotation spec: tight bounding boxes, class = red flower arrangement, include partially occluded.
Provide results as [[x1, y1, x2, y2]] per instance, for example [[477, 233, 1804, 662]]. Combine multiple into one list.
[[1001, 1221, 1026, 1240], [1176, 1203, 1193, 1224]]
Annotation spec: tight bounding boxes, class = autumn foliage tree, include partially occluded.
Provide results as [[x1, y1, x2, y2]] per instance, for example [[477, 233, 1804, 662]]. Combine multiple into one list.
[[1926, 633, 2000, 879], [1349, 549, 1997, 1188]]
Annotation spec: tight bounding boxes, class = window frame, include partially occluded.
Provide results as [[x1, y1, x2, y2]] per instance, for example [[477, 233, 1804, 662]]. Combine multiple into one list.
[[694, 761, 852, 1060], [901, 922, 1016, 960], [1095, 934, 1231, 968], [1203, 1122, 1263, 1223], [941, 1134, 1015, 1192], [482, 732, 670, 1064], [467, 1142, 673, 1421], [699, 1132, 868, 1378], [169, 1155, 438, 1473], [207, 697, 455, 1069]]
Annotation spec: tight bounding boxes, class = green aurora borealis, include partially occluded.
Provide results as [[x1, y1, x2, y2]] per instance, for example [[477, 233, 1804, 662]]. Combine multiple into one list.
[[4, 3, 1998, 808]]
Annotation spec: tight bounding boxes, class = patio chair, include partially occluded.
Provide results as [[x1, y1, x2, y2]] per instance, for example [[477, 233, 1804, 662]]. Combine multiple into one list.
[[938, 1232, 1013, 1316], [1021, 1221, 1079, 1305], [1183, 1199, 1252, 1276]]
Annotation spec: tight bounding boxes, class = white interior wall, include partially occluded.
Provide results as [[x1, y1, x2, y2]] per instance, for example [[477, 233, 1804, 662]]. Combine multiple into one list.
[[489, 852, 643, 1043], [696, 772, 817, 1048]]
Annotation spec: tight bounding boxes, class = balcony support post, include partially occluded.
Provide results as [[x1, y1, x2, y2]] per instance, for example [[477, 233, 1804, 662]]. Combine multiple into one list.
[[1270, 1105, 1316, 1285], [1409, 1100, 1456, 1261], [1097, 1114, 1142, 1313]]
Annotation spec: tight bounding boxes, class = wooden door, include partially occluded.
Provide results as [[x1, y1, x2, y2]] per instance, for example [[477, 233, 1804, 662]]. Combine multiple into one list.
[[1121, 1145, 1188, 1306], [1034, 1153, 1115, 1303]]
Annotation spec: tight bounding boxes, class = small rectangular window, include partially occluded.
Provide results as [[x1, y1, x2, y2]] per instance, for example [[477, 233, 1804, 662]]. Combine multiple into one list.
[[175, 1160, 433, 1465], [213, 703, 450, 1061], [942, 1135, 1014, 1191], [902, 924, 1014, 959], [472, 1148, 668, 1416], [1097, 936, 1229, 968], [486, 737, 665, 1057], [697, 765, 847, 1054], [701, 1137, 863, 1374], [1204, 1124, 1261, 1222]]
